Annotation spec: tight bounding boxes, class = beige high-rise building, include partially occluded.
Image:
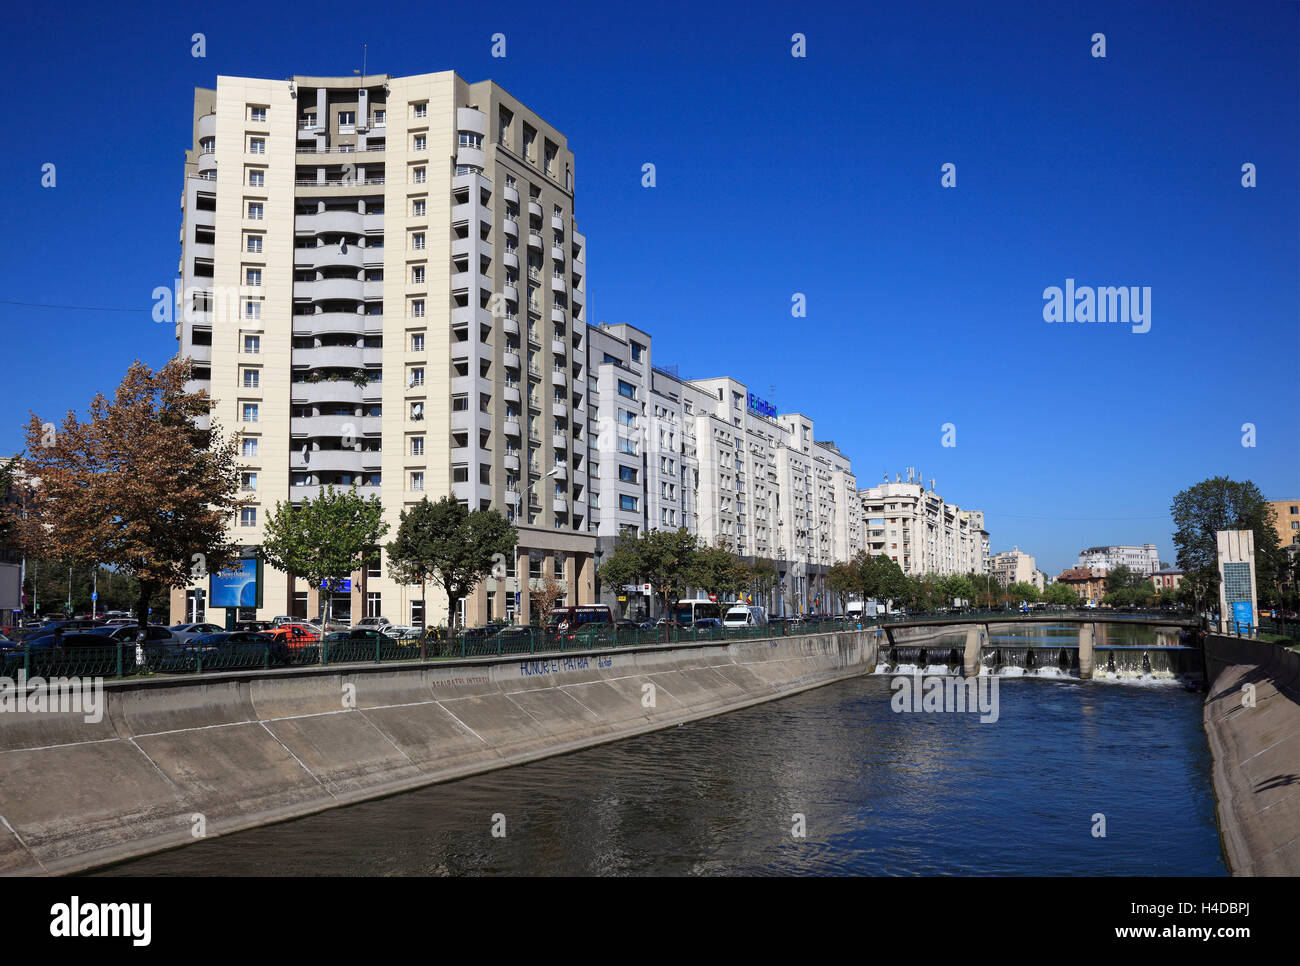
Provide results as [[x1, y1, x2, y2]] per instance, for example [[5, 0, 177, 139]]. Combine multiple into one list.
[[858, 476, 989, 577], [169, 70, 595, 627], [1267, 499, 1300, 549], [990, 546, 1038, 589]]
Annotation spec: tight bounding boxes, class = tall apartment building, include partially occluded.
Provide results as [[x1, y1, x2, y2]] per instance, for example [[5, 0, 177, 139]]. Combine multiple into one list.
[[990, 546, 1039, 589], [858, 475, 990, 577], [585, 323, 863, 615], [1076, 544, 1159, 576], [169, 71, 595, 627], [1267, 499, 1300, 548]]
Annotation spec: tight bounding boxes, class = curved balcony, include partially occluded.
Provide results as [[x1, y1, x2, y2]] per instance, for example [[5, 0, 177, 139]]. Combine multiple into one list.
[[552, 433, 568, 451], [503, 453, 520, 471], [197, 152, 217, 174], [552, 497, 568, 514], [291, 380, 370, 406], [551, 369, 567, 387], [501, 283, 518, 303], [527, 200, 543, 219], [553, 401, 568, 419], [290, 448, 368, 474], [290, 414, 382, 439], [306, 245, 365, 270], [291, 483, 379, 503], [198, 112, 217, 140], [551, 307, 565, 325], [504, 489, 521, 505], [527, 231, 543, 249], [553, 463, 568, 480], [457, 107, 487, 137], [502, 249, 519, 270], [502, 218, 518, 238], [551, 244, 565, 263], [293, 344, 367, 369], [503, 184, 519, 205], [503, 317, 519, 336], [503, 418, 521, 437], [296, 277, 364, 302], [551, 275, 567, 294], [551, 338, 566, 356], [293, 312, 381, 337], [296, 210, 384, 237], [502, 351, 521, 370], [451, 305, 491, 328], [503, 384, 521, 404], [456, 144, 485, 169]]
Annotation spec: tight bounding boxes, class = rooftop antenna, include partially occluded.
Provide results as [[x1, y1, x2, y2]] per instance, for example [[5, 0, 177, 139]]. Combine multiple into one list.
[[354, 42, 367, 79]]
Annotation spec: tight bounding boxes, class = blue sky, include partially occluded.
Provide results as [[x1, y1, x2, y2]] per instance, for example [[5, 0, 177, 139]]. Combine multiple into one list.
[[2, 0, 1296, 576]]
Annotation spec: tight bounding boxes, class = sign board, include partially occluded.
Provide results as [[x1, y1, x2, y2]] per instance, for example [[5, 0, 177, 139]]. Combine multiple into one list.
[[323, 578, 352, 593], [746, 392, 777, 419], [209, 558, 262, 609], [708, 594, 717, 602], [1232, 600, 1254, 628], [617, 595, 627, 602]]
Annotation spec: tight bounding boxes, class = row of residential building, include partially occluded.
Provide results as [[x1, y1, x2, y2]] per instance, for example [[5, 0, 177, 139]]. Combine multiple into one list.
[[165, 68, 997, 627]]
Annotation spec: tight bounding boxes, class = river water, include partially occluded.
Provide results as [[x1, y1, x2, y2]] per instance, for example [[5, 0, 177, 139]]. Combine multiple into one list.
[[98, 624, 1225, 876]]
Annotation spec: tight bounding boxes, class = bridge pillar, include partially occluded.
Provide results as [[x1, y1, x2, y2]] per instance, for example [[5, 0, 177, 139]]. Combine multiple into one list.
[[963, 624, 986, 677], [1078, 622, 1096, 679]]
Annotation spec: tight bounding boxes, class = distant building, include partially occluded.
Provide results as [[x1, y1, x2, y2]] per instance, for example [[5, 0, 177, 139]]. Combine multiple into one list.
[[1150, 567, 1183, 592], [1267, 500, 1300, 549], [858, 476, 989, 577], [990, 546, 1038, 589], [1056, 568, 1108, 601], [1076, 544, 1160, 576]]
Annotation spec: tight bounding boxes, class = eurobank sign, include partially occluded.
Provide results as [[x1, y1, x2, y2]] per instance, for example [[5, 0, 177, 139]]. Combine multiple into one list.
[[747, 392, 777, 419]]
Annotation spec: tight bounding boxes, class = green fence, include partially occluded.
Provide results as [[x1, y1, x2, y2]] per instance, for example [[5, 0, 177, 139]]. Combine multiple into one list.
[[0, 607, 1205, 681]]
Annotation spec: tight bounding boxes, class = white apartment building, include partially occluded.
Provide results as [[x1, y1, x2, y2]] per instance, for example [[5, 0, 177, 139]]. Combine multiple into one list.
[[990, 546, 1040, 589], [1076, 544, 1160, 576], [858, 474, 990, 577], [169, 70, 596, 627], [586, 324, 863, 616]]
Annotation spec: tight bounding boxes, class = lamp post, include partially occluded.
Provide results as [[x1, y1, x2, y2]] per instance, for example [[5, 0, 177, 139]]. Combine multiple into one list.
[[516, 466, 558, 622]]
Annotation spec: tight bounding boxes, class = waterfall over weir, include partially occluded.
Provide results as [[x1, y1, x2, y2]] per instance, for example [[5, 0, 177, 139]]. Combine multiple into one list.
[[874, 640, 1198, 683]]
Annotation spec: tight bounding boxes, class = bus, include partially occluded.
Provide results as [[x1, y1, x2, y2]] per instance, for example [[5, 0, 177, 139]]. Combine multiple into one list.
[[670, 599, 721, 626]]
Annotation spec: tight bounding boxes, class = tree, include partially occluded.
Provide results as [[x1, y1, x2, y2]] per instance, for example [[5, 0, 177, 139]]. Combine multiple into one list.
[[1044, 582, 1079, 606], [1006, 581, 1042, 604], [597, 528, 699, 632], [531, 575, 566, 627], [261, 485, 389, 627], [828, 561, 857, 613], [1171, 477, 1282, 613], [13, 359, 244, 634], [597, 536, 641, 618], [384, 496, 517, 631], [690, 538, 745, 602]]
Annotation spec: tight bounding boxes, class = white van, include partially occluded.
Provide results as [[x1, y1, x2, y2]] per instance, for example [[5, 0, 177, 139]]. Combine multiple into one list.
[[723, 604, 767, 628]]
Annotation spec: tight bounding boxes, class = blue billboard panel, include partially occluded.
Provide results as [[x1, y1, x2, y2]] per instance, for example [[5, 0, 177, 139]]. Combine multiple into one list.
[[1232, 600, 1254, 628], [210, 558, 259, 608]]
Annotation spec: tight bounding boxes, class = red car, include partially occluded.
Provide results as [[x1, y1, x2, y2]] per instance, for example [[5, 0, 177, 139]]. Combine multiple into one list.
[[259, 623, 320, 647]]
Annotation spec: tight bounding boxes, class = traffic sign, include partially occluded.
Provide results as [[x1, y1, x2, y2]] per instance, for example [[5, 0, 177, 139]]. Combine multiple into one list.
[[91, 592, 98, 601]]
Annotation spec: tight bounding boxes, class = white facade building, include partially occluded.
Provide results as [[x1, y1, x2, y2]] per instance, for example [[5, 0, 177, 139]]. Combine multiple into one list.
[[1076, 544, 1160, 576], [858, 475, 990, 577]]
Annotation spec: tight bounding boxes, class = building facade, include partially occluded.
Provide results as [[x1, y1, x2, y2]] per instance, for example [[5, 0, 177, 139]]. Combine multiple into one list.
[[1150, 567, 1184, 592], [169, 70, 595, 627], [1076, 544, 1160, 575], [1267, 500, 1300, 549], [990, 546, 1039, 589], [858, 476, 990, 577], [1056, 568, 1108, 601], [585, 324, 864, 617]]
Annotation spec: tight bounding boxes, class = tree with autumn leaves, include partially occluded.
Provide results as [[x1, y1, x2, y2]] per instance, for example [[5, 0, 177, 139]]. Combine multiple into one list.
[[12, 359, 245, 633]]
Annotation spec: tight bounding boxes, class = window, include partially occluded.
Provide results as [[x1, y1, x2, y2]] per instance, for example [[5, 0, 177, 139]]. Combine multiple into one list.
[[243, 369, 259, 388], [413, 103, 427, 119], [411, 166, 426, 185], [247, 202, 263, 220], [620, 495, 638, 512], [366, 592, 382, 618], [617, 438, 636, 455], [248, 169, 265, 187], [412, 232, 425, 250], [411, 299, 425, 318], [372, 110, 386, 127], [249, 137, 265, 155], [338, 111, 356, 127], [243, 334, 260, 354], [458, 132, 483, 149], [240, 507, 257, 527], [250, 106, 267, 122], [631, 342, 643, 363], [410, 437, 424, 456], [412, 199, 425, 217], [410, 472, 424, 492], [242, 403, 259, 422], [244, 300, 261, 320], [409, 402, 424, 420], [619, 465, 638, 483], [241, 438, 259, 457], [245, 268, 262, 286], [241, 472, 258, 491], [410, 333, 425, 352], [412, 134, 426, 151], [411, 265, 425, 284], [247, 235, 263, 253], [617, 380, 636, 399], [409, 367, 425, 387]]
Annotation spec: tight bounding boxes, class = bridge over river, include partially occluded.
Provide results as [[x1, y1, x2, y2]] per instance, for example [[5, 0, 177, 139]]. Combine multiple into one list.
[[863, 610, 1201, 679]]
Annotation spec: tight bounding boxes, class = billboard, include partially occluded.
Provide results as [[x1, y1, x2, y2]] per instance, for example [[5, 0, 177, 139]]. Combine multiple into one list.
[[209, 558, 262, 609]]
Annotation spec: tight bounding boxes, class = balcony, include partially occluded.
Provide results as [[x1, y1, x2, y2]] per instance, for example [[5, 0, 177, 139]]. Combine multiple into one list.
[[503, 418, 521, 437], [503, 453, 520, 471], [502, 351, 521, 370], [290, 380, 376, 405], [290, 448, 368, 474], [552, 433, 568, 451], [551, 338, 566, 356], [551, 368, 567, 387], [502, 283, 518, 303], [290, 414, 382, 439], [553, 401, 568, 419], [551, 244, 565, 263], [306, 245, 365, 270], [527, 200, 543, 219], [502, 249, 519, 270], [552, 497, 568, 513], [296, 210, 384, 236], [504, 489, 521, 505], [503, 383, 520, 404], [297, 277, 365, 302], [503, 184, 519, 205], [551, 274, 567, 294], [502, 317, 519, 336], [551, 215, 564, 232], [294, 344, 367, 369], [293, 312, 382, 337], [502, 219, 518, 238], [527, 231, 543, 249]]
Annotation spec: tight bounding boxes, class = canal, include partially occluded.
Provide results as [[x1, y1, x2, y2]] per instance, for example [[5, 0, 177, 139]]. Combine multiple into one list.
[[97, 624, 1225, 876]]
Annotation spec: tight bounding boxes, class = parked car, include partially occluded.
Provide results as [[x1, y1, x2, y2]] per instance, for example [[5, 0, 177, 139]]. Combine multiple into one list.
[[16, 618, 104, 640], [320, 628, 402, 662], [260, 623, 320, 645], [83, 624, 180, 646], [234, 620, 275, 633], [169, 622, 226, 643]]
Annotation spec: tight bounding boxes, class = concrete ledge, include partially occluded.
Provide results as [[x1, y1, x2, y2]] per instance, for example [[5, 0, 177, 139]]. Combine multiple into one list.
[[0, 630, 876, 876], [1203, 634, 1300, 876]]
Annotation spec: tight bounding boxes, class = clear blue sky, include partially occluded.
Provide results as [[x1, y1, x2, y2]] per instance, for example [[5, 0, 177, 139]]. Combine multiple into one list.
[[2, 0, 1296, 576]]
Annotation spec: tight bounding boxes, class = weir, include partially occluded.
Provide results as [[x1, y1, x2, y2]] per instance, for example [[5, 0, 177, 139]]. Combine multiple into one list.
[[0, 629, 876, 876]]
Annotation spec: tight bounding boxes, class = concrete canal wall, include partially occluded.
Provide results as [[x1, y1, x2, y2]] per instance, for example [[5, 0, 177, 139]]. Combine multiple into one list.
[[1203, 634, 1300, 876], [0, 629, 875, 876]]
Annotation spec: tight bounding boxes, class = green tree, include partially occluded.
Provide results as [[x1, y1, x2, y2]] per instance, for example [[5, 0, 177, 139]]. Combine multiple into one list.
[[828, 561, 858, 613], [1171, 477, 1282, 613], [1006, 581, 1042, 603], [1044, 582, 1079, 606], [261, 485, 389, 626], [384, 496, 516, 631], [13, 359, 244, 634], [597, 528, 699, 631], [690, 539, 745, 602]]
